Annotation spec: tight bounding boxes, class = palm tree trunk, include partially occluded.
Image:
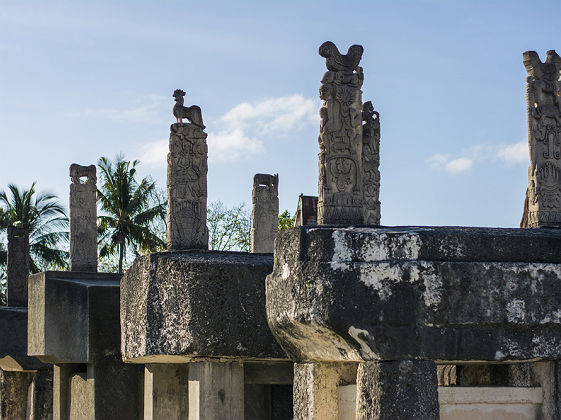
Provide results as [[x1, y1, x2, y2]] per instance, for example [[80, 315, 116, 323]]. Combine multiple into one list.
[[118, 239, 124, 274]]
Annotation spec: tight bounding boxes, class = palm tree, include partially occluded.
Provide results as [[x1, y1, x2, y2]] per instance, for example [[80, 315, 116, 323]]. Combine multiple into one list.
[[97, 154, 166, 273], [0, 183, 69, 273]]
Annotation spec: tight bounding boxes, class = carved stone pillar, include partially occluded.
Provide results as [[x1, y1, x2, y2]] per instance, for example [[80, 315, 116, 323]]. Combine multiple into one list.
[[7, 224, 30, 307], [167, 122, 209, 250], [521, 50, 561, 228], [362, 101, 381, 225], [251, 174, 279, 253], [317, 41, 365, 225], [69, 164, 98, 272]]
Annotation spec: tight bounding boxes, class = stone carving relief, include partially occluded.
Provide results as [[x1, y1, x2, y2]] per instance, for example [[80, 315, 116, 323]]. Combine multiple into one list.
[[167, 95, 209, 250], [521, 50, 561, 227], [69, 164, 98, 272], [251, 174, 279, 253], [7, 224, 30, 307], [362, 101, 381, 225], [173, 89, 206, 129], [317, 41, 365, 225]]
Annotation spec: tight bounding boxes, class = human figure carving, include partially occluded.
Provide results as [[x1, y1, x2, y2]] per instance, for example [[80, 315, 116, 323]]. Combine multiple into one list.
[[173, 89, 206, 129]]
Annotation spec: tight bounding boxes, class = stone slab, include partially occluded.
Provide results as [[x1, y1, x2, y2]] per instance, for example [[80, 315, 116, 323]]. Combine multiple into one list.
[[121, 251, 286, 362], [0, 307, 42, 371], [266, 226, 561, 362], [27, 271, 122, 364]]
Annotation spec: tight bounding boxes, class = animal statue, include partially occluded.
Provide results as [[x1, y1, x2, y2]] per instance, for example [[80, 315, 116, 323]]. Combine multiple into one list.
[[173, 89, 206, 129], [319, 41, 364, 74], [70, 164, 96, 185], [254, 173, 279, 191]]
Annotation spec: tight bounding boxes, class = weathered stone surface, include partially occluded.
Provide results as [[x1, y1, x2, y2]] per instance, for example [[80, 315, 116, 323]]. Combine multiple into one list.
[[167, 122, 209, 250], [362, 101, 381, 225], [266, 226, 561, 362], [294, 195, 318, 227], [521, 50, 561, 228], [144, 364, 188, 420], [293, 362, 357, 420], [0, 307, 42, 371], [317, 41, 365, 225], [27, 271, 122, 364], [251, 174, 279, 253], [121, 251, 286, 362], [356, 360, 439, 420], [173, 89, 205, 128], [7, 224, 30, 307], [68, 372, 93, 420], [69, 164, 97, 272], [0, 369, 35, 420], [27, 366, 53, 420]]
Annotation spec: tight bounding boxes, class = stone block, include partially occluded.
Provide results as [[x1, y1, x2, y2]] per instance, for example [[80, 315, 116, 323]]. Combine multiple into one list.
[[356, 360, 439, 420], [121, 251, 286, 362], [266, 226, 561, 362], [144, 364, 189, 420], [26, 366, 53, 420], [27, 271, 122, 364], [0, 307, 42, 371], [0, 369, 35, 420]]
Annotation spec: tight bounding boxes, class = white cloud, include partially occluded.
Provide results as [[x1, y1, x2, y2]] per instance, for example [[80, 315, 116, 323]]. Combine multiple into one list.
[[139, 93, 318, 165], [497, 140, 528, 164], [427, 139, 528, 174]]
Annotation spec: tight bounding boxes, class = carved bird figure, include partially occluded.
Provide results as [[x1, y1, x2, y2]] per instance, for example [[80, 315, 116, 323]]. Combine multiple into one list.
[[173, 89, 206, 129], [319, 41, 364, 73]]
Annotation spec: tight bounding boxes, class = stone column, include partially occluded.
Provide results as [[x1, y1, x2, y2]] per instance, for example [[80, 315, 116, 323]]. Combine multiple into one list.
[[521, 50, 561, 227], [7, 224, 30, 307], [293, 362, 357, 420], [317, 41, 365, 225], [188, 361, 244, 420], [144, 364, 189, 420], [356, 360, 439, 420], [362, 101, 381, 225], [26, 366, 53, 420], [53, 364, 82, 420], [69, 164, 98, 272], [251, 174, 279, 253], [167, 122, 209, 250], [0, 369, 35, 420]]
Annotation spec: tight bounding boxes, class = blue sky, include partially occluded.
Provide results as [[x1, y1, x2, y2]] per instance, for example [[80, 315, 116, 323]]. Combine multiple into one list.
[[0, 0, 558, 227]]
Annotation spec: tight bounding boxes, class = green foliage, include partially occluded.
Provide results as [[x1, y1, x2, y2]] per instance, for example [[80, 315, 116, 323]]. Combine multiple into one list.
[[97, 154, 166, 273], [0, 183, 68, 273], [278, 210, 295, 231], [208, 201, 251, 252]]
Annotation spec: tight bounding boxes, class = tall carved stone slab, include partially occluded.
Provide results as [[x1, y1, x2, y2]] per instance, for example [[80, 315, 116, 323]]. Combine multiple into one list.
[[167, 123, 209, 250], [522, 50, 561, 228], [69, 164, 98, 272], [251, 174, 279, 253], [362, 101, 381, 225], [317, 41, 365, 225], [7, 224, 29, 307]]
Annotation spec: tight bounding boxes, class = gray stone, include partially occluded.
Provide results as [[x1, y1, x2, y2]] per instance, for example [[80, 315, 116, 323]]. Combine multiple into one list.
[[361, 101, 381, 225], [144, 364, 188, 420], [521, 50, 561, 228], [7, 224, 30, 307], [69, 164, 97, 272], [53, 364, 82, 420], [266, 226, 561, 362], [26, 366, 53, 420], [294, 195, 318, 227], [120, 250, 286, 363], [293, 362, 357, 420], [167, 122, 209, 250], [0, 369, 35, 420], [356, 360, 439, 420], [28, 271, 122, 364], [188, 361, 244, 420], [68, 372, 93, 420], [251, 174, 279, 253], [317, 41, 365, 225], [0, 307, 42, 371]]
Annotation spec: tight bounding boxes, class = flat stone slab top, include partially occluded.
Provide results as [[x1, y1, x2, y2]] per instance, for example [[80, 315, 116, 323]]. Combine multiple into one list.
[[28, 271, 122, 364], [266, 226, 561, 363], [0, 307, 42, 371], [121, 250, 287, 363]]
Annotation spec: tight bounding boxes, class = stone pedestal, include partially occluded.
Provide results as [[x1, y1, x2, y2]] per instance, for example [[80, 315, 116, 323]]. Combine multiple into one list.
[[188, 362, 244, 420], [7, 224, 30, 307], [293, 362, 356, 420], [69, 164, 98, 272], [251, 174, 279, 253], [144, 364, 189, 420], [167, 123, 209, 250], [356, 360, 439, 420]]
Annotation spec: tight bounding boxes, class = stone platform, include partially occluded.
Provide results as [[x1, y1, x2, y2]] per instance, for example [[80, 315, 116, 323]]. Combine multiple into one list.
[[0, 307, 42, 371]]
